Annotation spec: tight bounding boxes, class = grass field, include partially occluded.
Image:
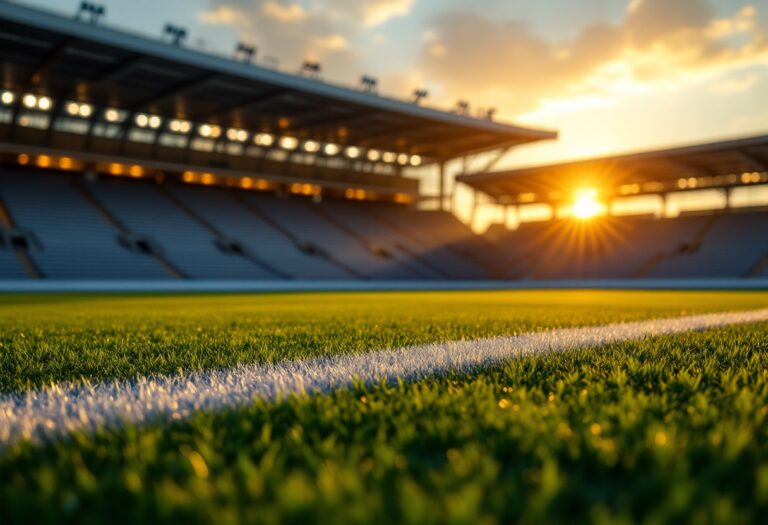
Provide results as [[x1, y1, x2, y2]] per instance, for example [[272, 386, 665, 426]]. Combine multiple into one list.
[[1, 290, 768, 524]]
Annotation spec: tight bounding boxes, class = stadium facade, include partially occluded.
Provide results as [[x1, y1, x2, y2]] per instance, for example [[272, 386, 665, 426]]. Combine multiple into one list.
[[0, 2, 766, 286]]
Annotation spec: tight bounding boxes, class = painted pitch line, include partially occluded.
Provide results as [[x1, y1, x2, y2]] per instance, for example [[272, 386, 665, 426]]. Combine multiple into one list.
[[2, 309, 768, 447]]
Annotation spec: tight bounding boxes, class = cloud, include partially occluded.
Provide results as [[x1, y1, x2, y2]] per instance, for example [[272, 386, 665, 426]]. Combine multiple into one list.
[[420, 0, 768, 117], [360, 0, 414, 27], [199, 0, 415, 81], [261, 1, 306, 23]]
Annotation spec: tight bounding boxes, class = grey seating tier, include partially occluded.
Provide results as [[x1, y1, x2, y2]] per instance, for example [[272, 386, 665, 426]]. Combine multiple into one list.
[[0, 172, 168, 279]]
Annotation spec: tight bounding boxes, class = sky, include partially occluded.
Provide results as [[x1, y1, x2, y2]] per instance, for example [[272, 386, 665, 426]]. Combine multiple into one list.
[[16, 0, 768, 228]]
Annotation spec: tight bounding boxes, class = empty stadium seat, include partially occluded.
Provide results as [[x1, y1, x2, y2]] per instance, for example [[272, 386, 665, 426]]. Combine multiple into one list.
[[0, 171, 169, 279], [87, 178, 277, 280], [166, 185, 349, 279]]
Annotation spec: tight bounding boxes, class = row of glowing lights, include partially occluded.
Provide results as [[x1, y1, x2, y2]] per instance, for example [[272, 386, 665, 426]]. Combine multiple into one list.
[[17, 153, 145, 177], [517, 172, 767, 204], [15, 154, 411, 202], [567, 176, 764, 220], [1, 90, 423, 166]]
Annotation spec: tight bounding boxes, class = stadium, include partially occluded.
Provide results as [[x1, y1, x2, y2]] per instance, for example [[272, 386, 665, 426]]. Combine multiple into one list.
[[0, 0, 767, 523]]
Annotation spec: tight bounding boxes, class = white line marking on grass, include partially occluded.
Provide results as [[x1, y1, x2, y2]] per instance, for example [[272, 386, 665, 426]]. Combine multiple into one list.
[[2, 309, 767, 447]]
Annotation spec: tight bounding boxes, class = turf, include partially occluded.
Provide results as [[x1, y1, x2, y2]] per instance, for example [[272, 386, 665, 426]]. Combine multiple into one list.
[[2, 321, 767, 524], [1, 290, 767, 392]]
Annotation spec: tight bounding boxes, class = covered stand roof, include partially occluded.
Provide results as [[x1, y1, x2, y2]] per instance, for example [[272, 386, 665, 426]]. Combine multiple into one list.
[[458, 134, 768, 205], [0, 1, 555, 162]]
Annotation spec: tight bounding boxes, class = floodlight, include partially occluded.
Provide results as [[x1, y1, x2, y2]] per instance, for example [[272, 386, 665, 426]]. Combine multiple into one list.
[[300, 61, 321, 78], [382, 152, 397, 163], [163, 23, 188, 46], [22, 94, 37, 108], [76, 2, 105, 24], [66, 102, 81, 116], [360, 75, 378, 93], [199, 124, 221, 138], [148, 115, 162, 129], [397, 153, 409, 165], [227, 128, 247, 142], [324, 143, 340, 156], [413, 89, 428, 104], [37, 96, 52, 111], [410, 155, 422, 167], [1, 91, 14, 105], [345, 146, 360, 158], [78, 104, 92, 117], [279, 136, 298, 150], [303, 140, 320, 153], [104, 108, 122, 122], [235, 42, 257, 63], [135, 113, 149, 127], [367, 149, 381, 162], [255, 133, 275, 147], [170, 119, 191, 133]]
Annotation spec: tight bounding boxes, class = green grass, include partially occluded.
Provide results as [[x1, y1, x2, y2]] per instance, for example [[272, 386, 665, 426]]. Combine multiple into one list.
[[2, 321, 768, 524], [1, 290, 767, 524], [0, 290, 766, 392]]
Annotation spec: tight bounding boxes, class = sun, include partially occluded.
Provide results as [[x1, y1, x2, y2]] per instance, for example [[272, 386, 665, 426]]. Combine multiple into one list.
[[572, 188, 601, 219]]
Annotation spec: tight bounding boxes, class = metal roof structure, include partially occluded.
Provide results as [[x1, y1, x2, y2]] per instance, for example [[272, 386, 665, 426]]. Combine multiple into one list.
[[458, 133, 768, 205], [0, 1, 555, 164]]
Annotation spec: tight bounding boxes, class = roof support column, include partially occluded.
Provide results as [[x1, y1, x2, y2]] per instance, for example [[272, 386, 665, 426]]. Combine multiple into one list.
[[438, 160, 446, 211], [470, 188, 477, 222], [723, 187, 732, 210]]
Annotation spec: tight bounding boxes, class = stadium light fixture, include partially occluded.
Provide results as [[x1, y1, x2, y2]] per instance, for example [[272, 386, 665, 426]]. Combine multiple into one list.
[[413, 89, 429, 104], [235, 42, 257, 64], [410, 155, 422, 167], [163, 24, 188, 46], [324, 143, 340, 156], [226, 128, 248, 142], [303, 140, 320, 153], [454, 100, 470, 115], [199, 124, 221, 138], [76, 2, 105, 24], [300, 61, 322, 79], [279, 136, 299, 150], [66, 102, 92, 118], [22, 94, 37, 108], [170, 119, 191, 133], [22, 94, 52, 111], [1, 91, 14, 105], [397, 153, 409, 166], [255, 133, 275, 147], [382, 152, 397, 163], [367, 149, 381, 162], [345, 146, 360, 159], [360, 75, 378, 94], [572, 188, 601, 219], [37, 96, 52, 111], [135, 113, 149, 127], [148, 115, 162, 129], [104, 108, 123, 122]]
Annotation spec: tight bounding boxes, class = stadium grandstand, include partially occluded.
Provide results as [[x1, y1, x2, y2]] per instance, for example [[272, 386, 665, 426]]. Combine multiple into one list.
[[0, 0, 555, 283], [459, 134, 768, 280], [0, 1, 766, 287]]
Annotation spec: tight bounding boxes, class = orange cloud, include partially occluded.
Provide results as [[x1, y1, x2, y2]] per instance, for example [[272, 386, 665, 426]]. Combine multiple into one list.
[[421, 0, 768, 116]]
